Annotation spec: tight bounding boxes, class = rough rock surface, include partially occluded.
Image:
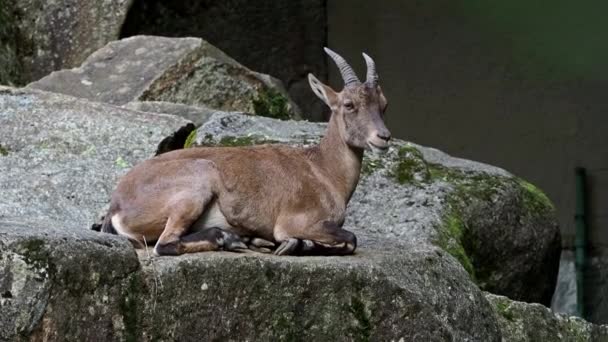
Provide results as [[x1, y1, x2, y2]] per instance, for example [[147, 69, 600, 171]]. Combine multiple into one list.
[[587, 251, 608, 324], [28, 36, 301, 119], [123, 101, 216, 127], [120, 0, 328, 120], [486, 293, 608, 341], [551, 250, 578, 317], [1, 220, 503, 341], [0, 86, 575, 340], [191, 112, 561, 305], [0, 86, 189, 228], [0, 0, 132, 85]]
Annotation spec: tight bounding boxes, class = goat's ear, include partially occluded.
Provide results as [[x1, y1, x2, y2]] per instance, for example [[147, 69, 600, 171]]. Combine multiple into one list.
[[308, 73, 338, 107]]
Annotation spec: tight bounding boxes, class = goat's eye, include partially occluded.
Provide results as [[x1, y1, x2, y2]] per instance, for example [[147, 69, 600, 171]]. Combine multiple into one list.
[[344, 101, 355, 111]]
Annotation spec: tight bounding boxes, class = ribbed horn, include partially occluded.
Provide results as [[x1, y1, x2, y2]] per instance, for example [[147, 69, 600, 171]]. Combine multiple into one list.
[[362, 52, 378, 85], [324, 47, 360, 85]]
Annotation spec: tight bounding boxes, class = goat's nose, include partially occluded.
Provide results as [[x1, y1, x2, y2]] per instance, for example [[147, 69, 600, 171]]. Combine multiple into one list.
[[377, 132, 391, 142]]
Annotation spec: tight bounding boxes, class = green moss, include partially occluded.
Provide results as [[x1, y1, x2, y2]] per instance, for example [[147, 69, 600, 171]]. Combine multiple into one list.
[[115, 156, 130, 169], [194, 133, 279, 147], [183, 129, 197, 148], [391, 145, 430, 184], [518, 179, 554, 213], [252, 88, 292, 120], [435, 215, 476, 280], [0, 143, 8, 156], [348, 296, 372, 342], [494, 299, 515, 321], [361, 156, 383, 175]]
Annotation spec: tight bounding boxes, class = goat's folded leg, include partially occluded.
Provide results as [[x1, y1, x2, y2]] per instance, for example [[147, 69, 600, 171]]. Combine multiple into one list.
[[245, 237, 275, 253], [274, 238, 301, 255], [273, 220, 357, 256]]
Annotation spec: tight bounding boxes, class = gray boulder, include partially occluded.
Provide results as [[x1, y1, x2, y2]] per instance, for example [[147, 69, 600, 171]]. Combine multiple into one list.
[[123, 101, 217, 127], [0, 0, 133, 85], [191, 112, 561, 305], [0, 86, 189, 228], [120, 0, 328, 120], [587, 252, 608, 324], [27, 36, 301, 120], [1, 220, 503, 341], [486, 293, 608, 341]]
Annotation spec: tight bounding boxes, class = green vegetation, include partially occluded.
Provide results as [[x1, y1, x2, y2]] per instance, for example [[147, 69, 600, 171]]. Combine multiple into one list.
[[252, 88, 292, 120], [390, 145, 430, 185], [436, 215, 476, 280], [518, 179, 555, 213], [183, 130, 197, 148], [493, 298, 515, 321], [0, 144, 8, 156], [115, 156, 130, 169], [197, 133, 279, 147], [361, 156, 383, 175]]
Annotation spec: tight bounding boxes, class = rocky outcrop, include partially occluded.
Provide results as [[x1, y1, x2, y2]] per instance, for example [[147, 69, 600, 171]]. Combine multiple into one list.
[[587, 251, 608, 324], [0, 0, 133, 85], [28, 36, 301, 120], [120, 0, 328, 120], [123, 101, 217, 127], [0, 86, 189, 228], [487, 293, 608, 341], [191, 112, 561, 305], [0, 86, 573, 340]]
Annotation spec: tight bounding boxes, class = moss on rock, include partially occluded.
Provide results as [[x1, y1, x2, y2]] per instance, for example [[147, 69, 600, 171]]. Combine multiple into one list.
[[196, 133, 279, 147], [518, 179, 555, 213], [390, 145, 430, 184], [252, 88, 292, 120], [435, 215, 476, 280]]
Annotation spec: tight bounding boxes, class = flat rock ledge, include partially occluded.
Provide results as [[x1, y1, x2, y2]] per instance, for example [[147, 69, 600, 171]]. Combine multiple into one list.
[[1, 222, 606, 341]]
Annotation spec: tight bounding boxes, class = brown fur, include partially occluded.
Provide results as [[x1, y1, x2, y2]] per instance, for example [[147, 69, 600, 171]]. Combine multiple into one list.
[[103, 49, 389, 256]]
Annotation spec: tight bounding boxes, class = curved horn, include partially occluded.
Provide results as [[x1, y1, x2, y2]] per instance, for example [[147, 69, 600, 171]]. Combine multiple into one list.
[[324, 47, 360, 85], [362, 52, 378, 85]]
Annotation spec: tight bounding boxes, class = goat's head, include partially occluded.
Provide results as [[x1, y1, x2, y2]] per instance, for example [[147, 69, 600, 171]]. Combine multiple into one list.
[[309, 48, 390, 153]]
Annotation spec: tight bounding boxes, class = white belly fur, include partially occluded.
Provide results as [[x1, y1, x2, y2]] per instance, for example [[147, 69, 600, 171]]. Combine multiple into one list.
[[191, 200, 234, 232]]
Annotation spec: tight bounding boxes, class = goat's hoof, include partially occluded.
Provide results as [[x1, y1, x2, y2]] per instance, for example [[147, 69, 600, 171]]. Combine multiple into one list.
[[274, 238, 300, 256], [248, 246, 273, 254], [250, 237, 275, 248]]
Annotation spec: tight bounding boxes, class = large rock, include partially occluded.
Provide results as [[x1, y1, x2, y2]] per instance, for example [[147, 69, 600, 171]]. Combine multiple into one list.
[[0, 86, 189, 227], [1, 220, 503, 341], [0, 0, 132, 85], [120, 0, 328, 120], [551, 250, 578, 317], [0, 86, 570, 340], [28, 36, 301, 120], [190, 112, 561, 305], [586, 251, 608, 324], [486, 293, 608, 341]]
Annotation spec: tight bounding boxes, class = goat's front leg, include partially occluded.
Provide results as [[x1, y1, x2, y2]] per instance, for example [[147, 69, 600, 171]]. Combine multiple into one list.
[[273, 220, 357, 256]]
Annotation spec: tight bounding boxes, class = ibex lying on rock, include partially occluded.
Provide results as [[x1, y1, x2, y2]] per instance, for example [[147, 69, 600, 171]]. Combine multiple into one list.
[[100, 48, 390, 256]]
